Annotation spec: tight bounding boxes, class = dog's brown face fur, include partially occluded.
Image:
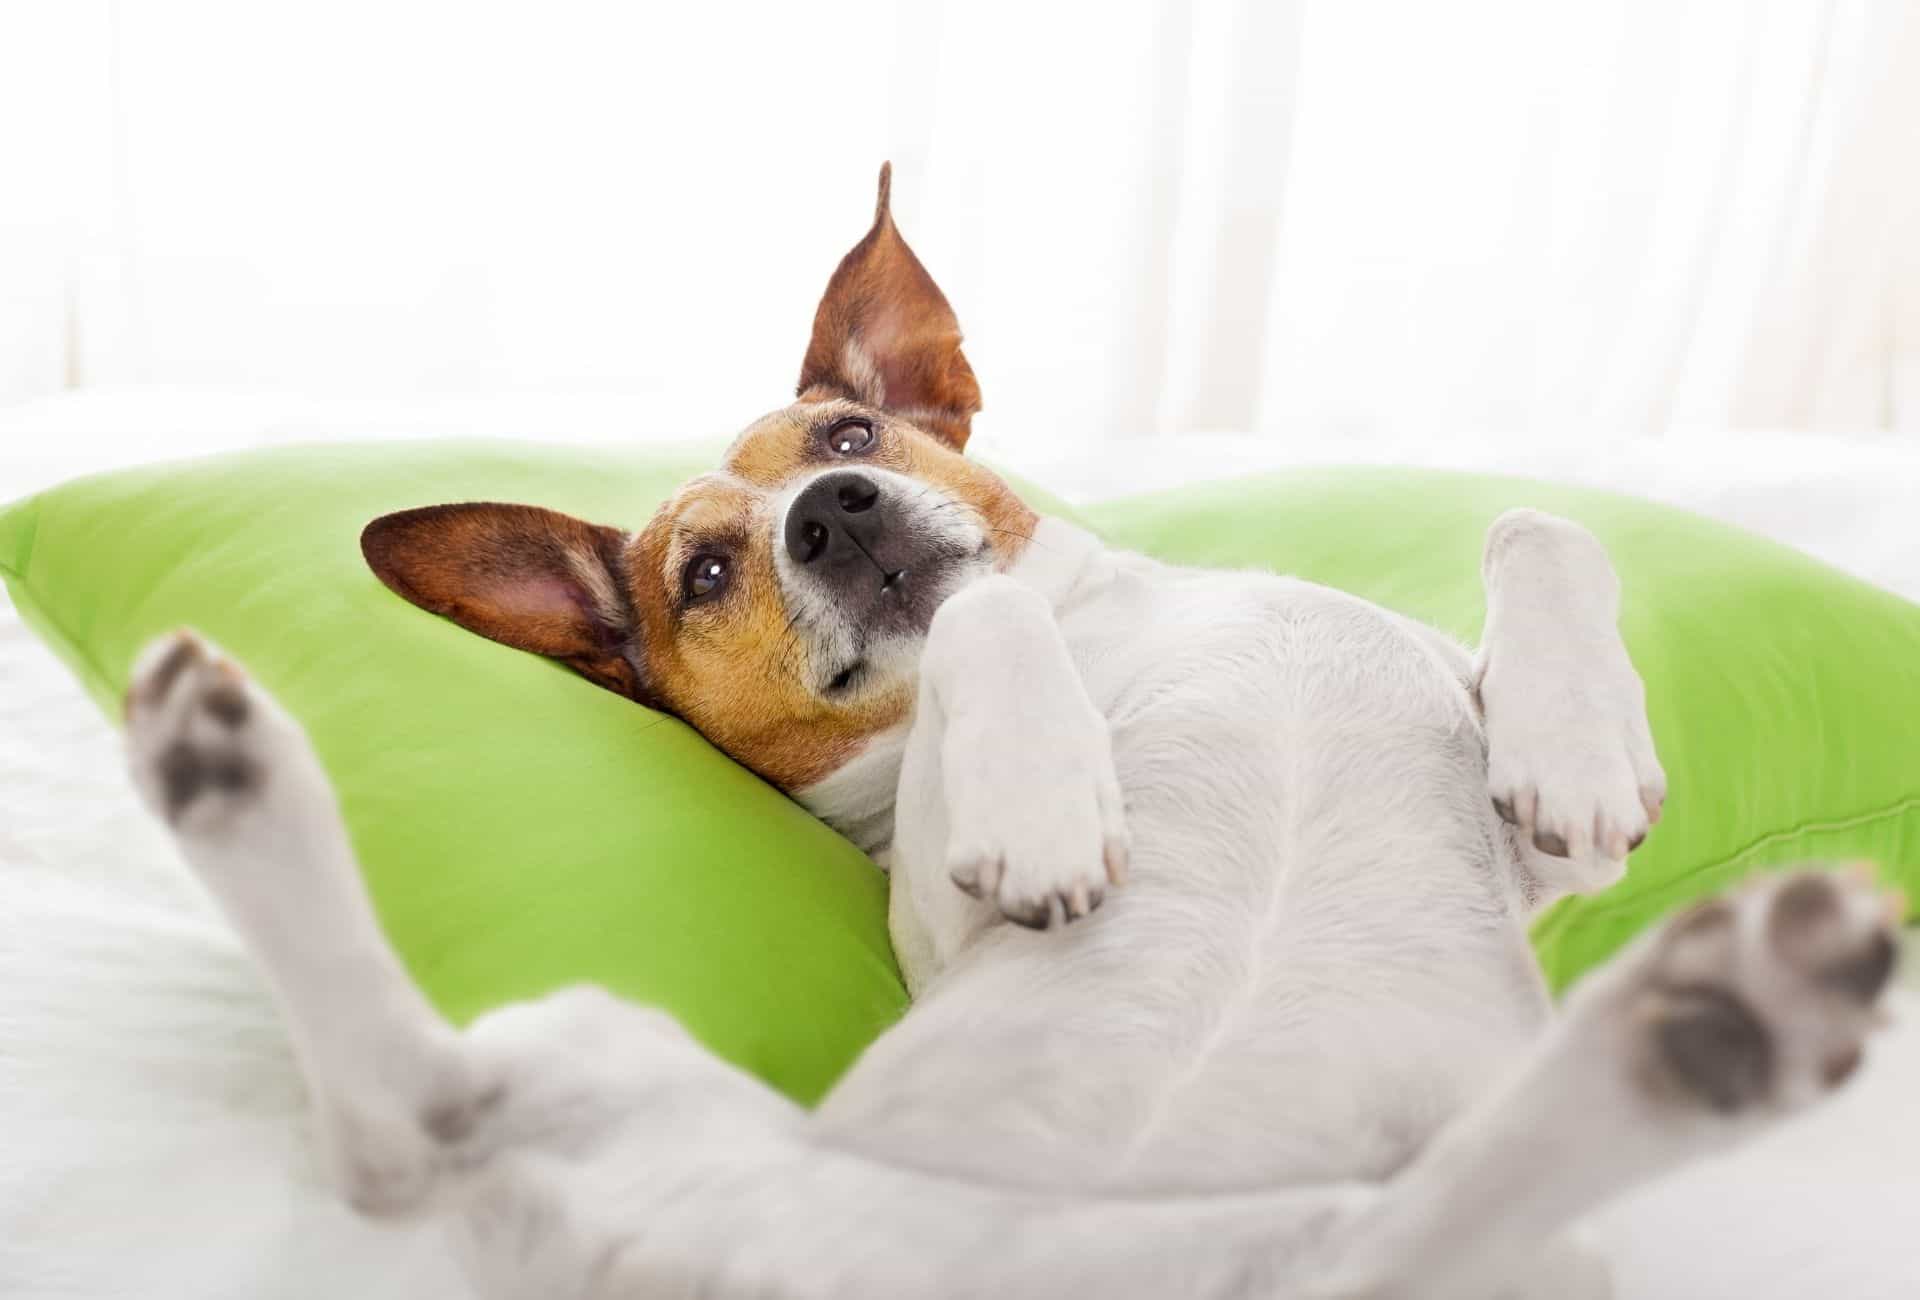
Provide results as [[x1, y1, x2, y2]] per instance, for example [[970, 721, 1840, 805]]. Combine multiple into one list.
[[362, 166, 1037, 791]]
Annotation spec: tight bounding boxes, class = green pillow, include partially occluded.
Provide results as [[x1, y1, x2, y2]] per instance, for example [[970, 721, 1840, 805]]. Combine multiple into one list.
[[1081, 467, 1920, 986], [0, 441, 910, 1105], [3, 446, 1915, 1108]]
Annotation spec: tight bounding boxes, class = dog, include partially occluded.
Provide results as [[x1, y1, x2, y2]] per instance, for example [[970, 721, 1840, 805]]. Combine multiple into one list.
[[121, 164, 1898, 1299]]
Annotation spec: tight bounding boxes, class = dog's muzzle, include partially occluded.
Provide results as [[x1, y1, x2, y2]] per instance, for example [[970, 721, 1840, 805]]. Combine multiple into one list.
[[783, 470, 959, 636]]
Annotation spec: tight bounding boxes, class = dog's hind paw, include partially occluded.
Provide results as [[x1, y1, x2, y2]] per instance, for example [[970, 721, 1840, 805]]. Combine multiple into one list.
[[124, 629, 327, 840], [1600, 867, 1900, 1116]]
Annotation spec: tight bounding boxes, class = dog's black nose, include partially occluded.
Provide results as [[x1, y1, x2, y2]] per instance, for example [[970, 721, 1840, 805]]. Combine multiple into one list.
[[836, 476, 878, 515], [785, 471, 886, 567]]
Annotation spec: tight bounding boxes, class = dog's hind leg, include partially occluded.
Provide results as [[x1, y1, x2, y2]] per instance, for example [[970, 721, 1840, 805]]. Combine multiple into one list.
[[1474, 508, 1667, 902], [123, 629, 500, 1214], [1299, 866, 1900, 1299], [121, 630, 804, 1293]]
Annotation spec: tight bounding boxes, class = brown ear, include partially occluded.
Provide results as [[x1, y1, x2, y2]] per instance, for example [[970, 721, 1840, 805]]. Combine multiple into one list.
[[797, 162, 981, 450], [361, 503, 642, 698]]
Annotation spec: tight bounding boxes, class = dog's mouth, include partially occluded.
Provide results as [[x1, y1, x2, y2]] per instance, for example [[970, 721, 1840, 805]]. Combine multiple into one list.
[[810, 571, 957, 700], [826, 659, 865, 694], [803, 556, 968, 699]]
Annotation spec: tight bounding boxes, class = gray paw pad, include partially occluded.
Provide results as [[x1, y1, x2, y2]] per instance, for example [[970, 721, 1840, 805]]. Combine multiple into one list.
[[1653, 986, 1774, 1113], [157, 739, 260, 821]]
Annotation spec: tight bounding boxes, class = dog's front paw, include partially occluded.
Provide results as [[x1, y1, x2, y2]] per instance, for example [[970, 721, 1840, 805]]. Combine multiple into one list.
[[1479, 626, 1665, 891], [941, 700, 1130, 930]]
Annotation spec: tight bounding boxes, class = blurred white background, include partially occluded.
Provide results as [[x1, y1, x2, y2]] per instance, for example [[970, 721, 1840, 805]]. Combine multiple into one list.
[[3, 0, 1917, 461], [6, 14, 1920, 1297]]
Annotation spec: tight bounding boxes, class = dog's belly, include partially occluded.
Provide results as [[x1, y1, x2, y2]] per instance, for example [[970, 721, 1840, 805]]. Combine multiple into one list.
[[820, 569, 1551, 1193]]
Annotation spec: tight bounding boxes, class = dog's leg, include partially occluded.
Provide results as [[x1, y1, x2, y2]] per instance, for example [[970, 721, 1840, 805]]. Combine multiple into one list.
[[122, 631, 801, 1271], [123, 630, 495, 1212], [902, 574, 1129, 933], [1476, 508, 1666, 898], [1302, 866, 1900, 1299]]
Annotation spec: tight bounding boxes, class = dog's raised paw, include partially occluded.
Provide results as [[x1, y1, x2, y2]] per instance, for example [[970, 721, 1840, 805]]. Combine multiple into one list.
[[942, 725, 1130, 931], [949, 832, 1128, 930], [124, 630, 295, 832], [1629, 868, 1899, 1116], [1481, 638, 1665, 893]]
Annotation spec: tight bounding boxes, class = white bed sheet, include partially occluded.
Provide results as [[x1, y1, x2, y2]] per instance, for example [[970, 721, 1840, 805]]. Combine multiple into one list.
[[3, 389, 1918, 1298]]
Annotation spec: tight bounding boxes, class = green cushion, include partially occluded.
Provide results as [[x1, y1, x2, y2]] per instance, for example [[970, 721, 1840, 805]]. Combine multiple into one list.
[[1080, 467, 1920, 987], [0, 441, 917, 1105], [3, 446, 1916, 1110]]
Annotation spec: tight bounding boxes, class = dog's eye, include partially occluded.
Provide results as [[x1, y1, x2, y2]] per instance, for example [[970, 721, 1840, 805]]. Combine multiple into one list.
[[682, 553, 730, 604], [827, 418, 875, 455]]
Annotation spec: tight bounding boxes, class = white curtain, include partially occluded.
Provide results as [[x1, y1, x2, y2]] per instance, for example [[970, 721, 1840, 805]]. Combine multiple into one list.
[[3, 0, 1916, 450]]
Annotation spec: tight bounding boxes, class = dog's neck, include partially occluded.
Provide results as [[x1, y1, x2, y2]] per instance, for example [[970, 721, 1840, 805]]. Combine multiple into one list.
[[796, 515, 1109, 855]]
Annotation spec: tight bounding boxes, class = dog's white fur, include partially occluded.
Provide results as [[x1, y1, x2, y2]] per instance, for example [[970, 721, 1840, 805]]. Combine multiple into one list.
[[121, 504, 1895, 1299]]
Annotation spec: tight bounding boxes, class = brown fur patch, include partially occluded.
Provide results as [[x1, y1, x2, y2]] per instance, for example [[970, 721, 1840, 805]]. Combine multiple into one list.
[[361, 504, 640, 698], [796, 163, 981, 450], [724, 399, 1036, 550], [723, 410, 825, 490]]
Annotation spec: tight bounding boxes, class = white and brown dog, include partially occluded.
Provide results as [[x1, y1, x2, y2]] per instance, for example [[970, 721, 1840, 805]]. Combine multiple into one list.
[[123, 167, 1897, 1299]]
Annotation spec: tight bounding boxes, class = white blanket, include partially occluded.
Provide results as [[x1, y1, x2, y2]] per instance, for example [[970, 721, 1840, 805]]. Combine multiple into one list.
[[3, 393, 1918, 1297]]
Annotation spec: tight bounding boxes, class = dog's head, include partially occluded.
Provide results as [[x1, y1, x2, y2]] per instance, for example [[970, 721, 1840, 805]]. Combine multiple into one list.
[[362, 165, 1036, 791]]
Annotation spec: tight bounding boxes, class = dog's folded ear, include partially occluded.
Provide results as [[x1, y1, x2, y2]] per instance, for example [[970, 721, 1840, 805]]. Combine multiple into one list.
[[798, 161, 981, 451], [361, 503, 642, 699]]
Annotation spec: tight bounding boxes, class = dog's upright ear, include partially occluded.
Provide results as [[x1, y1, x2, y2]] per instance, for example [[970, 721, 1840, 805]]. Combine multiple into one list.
[[361, 503, 642, 698], [797, 162, 981, 451]]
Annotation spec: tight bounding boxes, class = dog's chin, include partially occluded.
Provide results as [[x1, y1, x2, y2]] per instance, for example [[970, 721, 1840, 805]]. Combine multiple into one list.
[[817, 635, 916, 703], [814, 554, 992, 702]]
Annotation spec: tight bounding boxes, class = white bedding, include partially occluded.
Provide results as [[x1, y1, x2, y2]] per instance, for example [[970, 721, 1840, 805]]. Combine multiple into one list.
[[3, 390, 1919, 1298]]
